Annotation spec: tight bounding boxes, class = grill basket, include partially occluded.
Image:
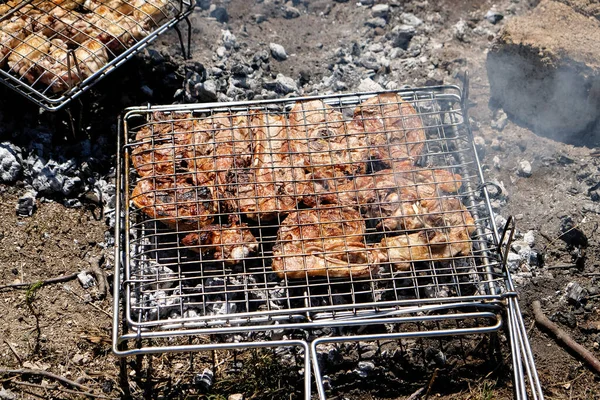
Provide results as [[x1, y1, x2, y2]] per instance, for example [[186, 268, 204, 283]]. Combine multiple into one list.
[[0, 0, 194, 110], [113, 85, 543, 399]]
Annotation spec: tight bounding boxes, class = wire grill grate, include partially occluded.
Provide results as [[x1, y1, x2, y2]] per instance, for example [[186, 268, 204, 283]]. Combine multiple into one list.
[[117, 86, 511, 334], [0, 0, 194, 110]]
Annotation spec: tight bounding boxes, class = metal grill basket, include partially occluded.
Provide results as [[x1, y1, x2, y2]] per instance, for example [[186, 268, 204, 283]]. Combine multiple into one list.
[[113, 85, 543, 399], [0, 0, 194, 110]]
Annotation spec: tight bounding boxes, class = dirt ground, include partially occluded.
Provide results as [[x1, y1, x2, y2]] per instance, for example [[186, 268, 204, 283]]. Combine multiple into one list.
[[2, 0, 600, 399]]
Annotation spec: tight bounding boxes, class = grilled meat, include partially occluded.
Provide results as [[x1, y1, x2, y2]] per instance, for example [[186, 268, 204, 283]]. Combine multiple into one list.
[[0, 15, 28, 67], [223, 112, 309, 220], [181, 223, 258, 265], [272, 207, 378, 278], [131, 175, 218, 230], [351, 93, 426, 167], [377, 227, 473, 271], [8, 33, 50, 83], [337, 165, 463, 231], [287, 100, 368, 206]]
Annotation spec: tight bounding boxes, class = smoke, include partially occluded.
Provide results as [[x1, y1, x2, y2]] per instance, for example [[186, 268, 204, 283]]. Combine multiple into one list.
[[486, 44, 600, 147]]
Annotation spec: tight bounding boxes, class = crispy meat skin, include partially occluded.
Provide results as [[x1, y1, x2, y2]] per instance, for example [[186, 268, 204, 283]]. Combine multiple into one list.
[[287, 100, 368, 206], [377, 226, 473, 271], [223, 112, 309, 220], [131, 175, 217, 230], [181, 223, 258, 265], [337, 164, 463, 231], [272, 208, 378, 279], [351, 93, 426, 167]]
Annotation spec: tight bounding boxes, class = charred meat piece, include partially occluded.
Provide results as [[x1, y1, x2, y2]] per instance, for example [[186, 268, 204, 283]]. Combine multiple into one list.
[[272, 207, 378, 279], [377, 227, 473, 271], [8, 33, 50, 84], [287, 100, 368, 206], [131, 175, 218, 230], [222, 112, 309, 220], [337, 165, 463, 231], [181, 223, 258, 265], [351, 93, 426, 167], [131, 113, 208, 179]]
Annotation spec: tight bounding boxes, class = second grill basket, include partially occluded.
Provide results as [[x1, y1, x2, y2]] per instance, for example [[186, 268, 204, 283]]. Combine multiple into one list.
[[0, 0, 194, 110]]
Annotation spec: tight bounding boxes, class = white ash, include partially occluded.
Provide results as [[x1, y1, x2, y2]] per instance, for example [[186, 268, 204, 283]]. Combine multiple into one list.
[[562, 282, 587, 305], [354, 361, 375, 378], [221, 29, 237, 50], [77, 271, 96, 289], [143, 262, 177, 290], [0, 142, 21, 183]]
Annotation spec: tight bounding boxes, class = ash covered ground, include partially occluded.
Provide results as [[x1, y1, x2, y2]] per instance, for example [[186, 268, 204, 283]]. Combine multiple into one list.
[[1, 0, 600, 399]]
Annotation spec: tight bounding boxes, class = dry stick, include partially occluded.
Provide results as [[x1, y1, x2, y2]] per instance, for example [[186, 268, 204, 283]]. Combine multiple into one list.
[[532, 301, 600, 374], [0, 368, 90, 391], [11, 380, 116, 399], [3, 340, 23, 366], [88, 256, 108, 299], [0, 272, 79, 291], [406, 387, 426, 400]]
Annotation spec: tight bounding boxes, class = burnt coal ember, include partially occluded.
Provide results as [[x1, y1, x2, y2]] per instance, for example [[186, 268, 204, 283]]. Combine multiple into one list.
[[559, 216, 588, 248]]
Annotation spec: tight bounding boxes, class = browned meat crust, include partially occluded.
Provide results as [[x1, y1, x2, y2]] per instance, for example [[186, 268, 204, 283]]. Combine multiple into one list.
[[272, 207, 378, 279], [181, 223, 258, 265], [351, 93, 427, 168]]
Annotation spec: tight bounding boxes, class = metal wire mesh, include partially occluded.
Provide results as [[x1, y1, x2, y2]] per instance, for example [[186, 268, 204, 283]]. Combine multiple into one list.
[[0, 0, 194, 110], [117, 86, 512, 334]]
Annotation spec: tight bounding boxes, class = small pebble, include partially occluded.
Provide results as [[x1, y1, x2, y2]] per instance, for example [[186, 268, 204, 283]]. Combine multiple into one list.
[[518, 160, 532, 177], [269, 42, 288, 61]]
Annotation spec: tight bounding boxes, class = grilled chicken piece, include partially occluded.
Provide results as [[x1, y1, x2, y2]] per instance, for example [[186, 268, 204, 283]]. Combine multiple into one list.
[[131, 113, 209, 179], [0, 16, 28, 67], [132, 0, 169, 30], [87, 5, 138, 52], [131, 175, 218, 230], [377, 227, 473, 271], [73, 37, 107, 75], [272, 207, 378, 279], [336, 165, 463, 231], [181, 223, 258, 265], [288, 101, 368, 201], [222, 112, 309, 220], [8, 33, 50, 83], [351, 93, 426, 167]]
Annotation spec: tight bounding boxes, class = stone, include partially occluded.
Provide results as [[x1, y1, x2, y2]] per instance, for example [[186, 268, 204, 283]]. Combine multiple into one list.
[[16, 190, 36, 216], [365, 17, 387, 28], [269, 42, 288, 61], [485, 8, 504, 24], [216, 46, 226, 58], [0, 142, 21, 183], [265, 74, 298, 94], [197, 0, 211, 10], [487, 0, 600, 138], [400, 12, 423, 26], [283, 5, 301, 19], [453, 19, 469, 42], [518, 160, 532, 177], [253, 13, 267, 23], [210, 6, 228, 23], [199, 79, 218, 100], [523, 230, 536, 247], [565, 281, 587, 304], [389, 24, 416, 49], [372, 4, 390, 18], [360, 0, 375, 5], [228, 395, 244, 400], [221, 29, 237, 49], [473, 136, 486, 158], [357, 77, 384, 92], [78, 271, 96, 289], [493, 155, 501, 169], [0, 388, 17, 400], [491, 109, 508, 130]]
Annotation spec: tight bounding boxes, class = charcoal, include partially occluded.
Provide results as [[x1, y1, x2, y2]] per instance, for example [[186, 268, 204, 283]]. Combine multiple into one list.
[[400, 13, 423, 27], [559, 216, 588, 247], [365, 17, 387, 28], [269, 43, 288, 61], [0, 143, 21, 183], [16, 190, 36, 216], [209, 6, 228, 23], [564, 281, 587, 305], [355, 361, 375, 378], [194, 368, 214, 391], [388, 24, 415, 48], [372, 4, 389, 18], [518, 160, 532, 177], [283, 5, 301, 19], [485, 8, 504, 24]]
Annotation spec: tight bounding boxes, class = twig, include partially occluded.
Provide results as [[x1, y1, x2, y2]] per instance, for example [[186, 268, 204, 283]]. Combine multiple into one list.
[[3, 340, 22, 366], [10, 379, 116, 399], [63, 285, 112, 318], [406, 387, 425, 400], [424, 368, 439, 399], [532, 301, 600, 374], [542, 224, 581, 252], [0, 272, 79, 291], [545, 264, 577, 270], [0, 368, 90, 391]]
